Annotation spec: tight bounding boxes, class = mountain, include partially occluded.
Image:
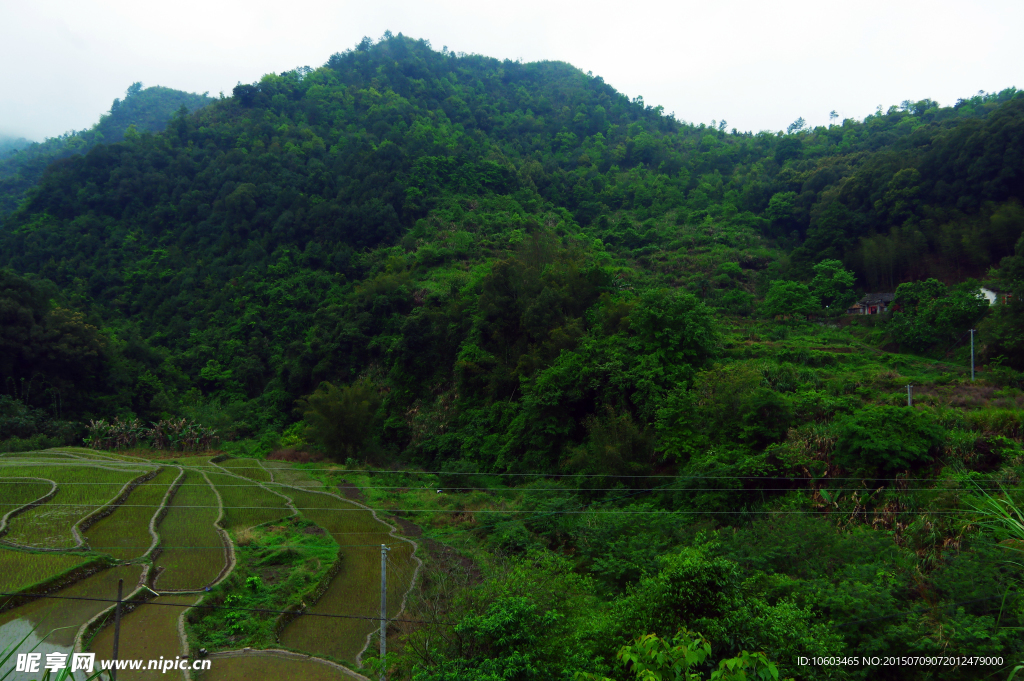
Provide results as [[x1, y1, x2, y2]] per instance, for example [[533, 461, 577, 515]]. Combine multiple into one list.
[[2, 33, 1024, 679], [0, 83, 214, 216], [1, 33, 1021, 435]]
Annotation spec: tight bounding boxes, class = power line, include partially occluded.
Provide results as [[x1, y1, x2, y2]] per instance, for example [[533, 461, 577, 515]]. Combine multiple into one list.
[[0, 591, 455, 626], [0, 503, 986, 515], [2, 589, 1014, 637], [22, 545, 410, 549], [0, 460, 997, 481], [0, 481, 1015, 492]]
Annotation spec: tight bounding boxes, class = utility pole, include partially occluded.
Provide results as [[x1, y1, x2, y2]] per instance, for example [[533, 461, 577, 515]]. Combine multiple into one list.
[[379, 544, 389, 681], [111, 578, 123, 681], [970, 329, 975, 381], [906, 384, 913, 407]]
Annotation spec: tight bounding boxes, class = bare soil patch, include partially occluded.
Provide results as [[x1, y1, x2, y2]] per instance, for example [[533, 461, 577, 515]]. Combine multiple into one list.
[[382, 514, 479, 581], [334, 479, 366, 503], [259, 566, 283, 585], [385, 514, 422, 537]]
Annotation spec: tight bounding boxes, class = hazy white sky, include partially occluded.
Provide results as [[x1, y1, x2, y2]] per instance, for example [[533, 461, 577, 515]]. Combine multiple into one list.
[[1, 0, 1022, 141]]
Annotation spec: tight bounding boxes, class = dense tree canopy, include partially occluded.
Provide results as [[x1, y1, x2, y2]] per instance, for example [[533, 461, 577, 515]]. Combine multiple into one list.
[[0, 83, 213, 216], [0, 32, 1021, 452]]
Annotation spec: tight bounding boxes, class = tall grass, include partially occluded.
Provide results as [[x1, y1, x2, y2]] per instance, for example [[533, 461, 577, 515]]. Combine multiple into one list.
[[967, 485, 1024, 567], [965, 409, 1023, 438]]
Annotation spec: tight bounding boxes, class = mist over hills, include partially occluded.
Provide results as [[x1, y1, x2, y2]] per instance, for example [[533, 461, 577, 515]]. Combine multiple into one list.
[[0, 83, 214, 216], [0, 135, 33, 156]]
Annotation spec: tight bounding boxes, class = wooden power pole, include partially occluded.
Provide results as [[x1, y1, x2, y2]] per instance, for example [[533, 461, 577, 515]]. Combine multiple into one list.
[[111, 578, 123, 681]]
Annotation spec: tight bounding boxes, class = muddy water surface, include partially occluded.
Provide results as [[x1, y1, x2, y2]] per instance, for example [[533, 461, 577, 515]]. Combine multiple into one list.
[[278, 489, 416, 665], [88, 595, 198, 680], [201, 653, 356, 680], [0, 564, 142, 681]]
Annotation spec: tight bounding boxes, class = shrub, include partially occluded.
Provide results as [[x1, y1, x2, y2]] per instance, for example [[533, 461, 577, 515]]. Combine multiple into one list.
[[832, 406, 945, 474], [965, 409, 1023, 438], [567, 406, 655, 483], [148, 418, 220, 450], [761, 280, 818, 322], [0, 433, 63, 452]]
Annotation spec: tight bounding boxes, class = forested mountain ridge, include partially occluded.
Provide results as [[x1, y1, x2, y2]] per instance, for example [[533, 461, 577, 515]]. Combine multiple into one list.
[[0, 83, 214, 216], [2, 33, 1024, 680], [1, 34, 1022, 437]]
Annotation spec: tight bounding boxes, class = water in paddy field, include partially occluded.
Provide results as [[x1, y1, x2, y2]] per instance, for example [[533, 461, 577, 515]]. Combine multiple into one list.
[[199, 652, 353, 680], [87, 595, 199, 680], [152, 470, 227, 590], [278, 489, 417, 665], [0, 564, 143, 681]]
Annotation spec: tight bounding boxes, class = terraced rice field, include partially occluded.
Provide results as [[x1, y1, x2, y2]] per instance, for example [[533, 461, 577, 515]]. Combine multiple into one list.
[[206, 472, 292, 532], [1, 455, 418, 674], [217, 458, 271, 482], [0, 462, 150, 548], [0, 478, 55, 525], [0, 564, 144, 654], [201, 653, 350, 680], [84, 467, 181, 560], [0, 565, 144, 681], [153, 471, 227, 590], [0, 548, 95, 594], [88, 594, 198, 679], [278, 489, 416, 664]]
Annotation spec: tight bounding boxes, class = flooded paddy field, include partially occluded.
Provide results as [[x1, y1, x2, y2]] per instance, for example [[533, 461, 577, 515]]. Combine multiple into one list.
[[278, 489, 416, 664], [0, 462, 150, 549], [0, 564, 143, 681], [0, 477, 56, 525], [261, 461, 322, 489], [216, 458, 271, 483], [88, 594, 198, 680], [153, 471, 227, 591], [205, 472, 293, 532], [0, 548, 94, 594], [201, 651, 360, 680], [84, 466, 181, 560]]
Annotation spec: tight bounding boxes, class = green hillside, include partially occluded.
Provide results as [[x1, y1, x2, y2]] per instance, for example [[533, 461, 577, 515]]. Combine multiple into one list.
[[0, 83, 214, 216], [0, 33, 1023, 679]]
